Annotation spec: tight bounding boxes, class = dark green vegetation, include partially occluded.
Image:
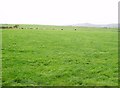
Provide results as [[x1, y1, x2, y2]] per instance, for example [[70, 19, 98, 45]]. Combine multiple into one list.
[[2, 25, 118, 86]]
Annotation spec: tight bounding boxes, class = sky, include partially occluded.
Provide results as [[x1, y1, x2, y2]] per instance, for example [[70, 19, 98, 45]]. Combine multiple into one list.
[[0, 0, 119, 25]]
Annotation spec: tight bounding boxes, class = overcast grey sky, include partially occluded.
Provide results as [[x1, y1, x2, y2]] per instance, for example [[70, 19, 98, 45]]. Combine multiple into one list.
[[0, 0, 119, 25]]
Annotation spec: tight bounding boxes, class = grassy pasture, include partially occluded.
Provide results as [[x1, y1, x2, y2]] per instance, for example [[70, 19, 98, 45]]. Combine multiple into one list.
[[2, 25, 118, 86]]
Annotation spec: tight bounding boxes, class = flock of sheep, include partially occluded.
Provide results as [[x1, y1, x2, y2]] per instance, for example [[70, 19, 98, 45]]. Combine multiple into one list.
[[1, 25, 77, 30]]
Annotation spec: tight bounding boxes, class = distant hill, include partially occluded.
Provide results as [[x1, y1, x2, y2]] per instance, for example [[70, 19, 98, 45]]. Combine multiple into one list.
[[71, 23, 118, 28]]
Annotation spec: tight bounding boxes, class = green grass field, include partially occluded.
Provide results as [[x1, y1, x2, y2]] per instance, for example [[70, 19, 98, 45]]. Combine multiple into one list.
[[2, 25, 118, 86]]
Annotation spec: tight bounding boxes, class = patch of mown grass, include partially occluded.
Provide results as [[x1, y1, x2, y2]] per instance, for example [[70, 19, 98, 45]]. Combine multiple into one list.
[[2, 26, 118, 86]]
